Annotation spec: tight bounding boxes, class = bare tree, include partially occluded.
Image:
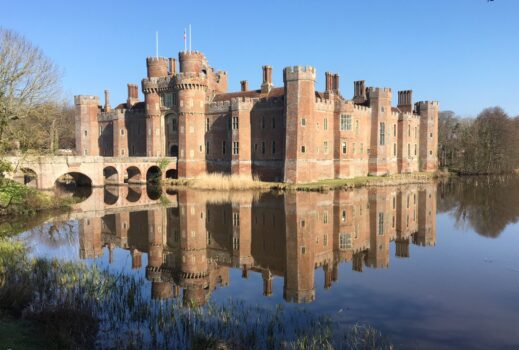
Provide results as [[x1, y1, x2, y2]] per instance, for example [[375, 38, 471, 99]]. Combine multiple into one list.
[[0, 28, 61, 147]]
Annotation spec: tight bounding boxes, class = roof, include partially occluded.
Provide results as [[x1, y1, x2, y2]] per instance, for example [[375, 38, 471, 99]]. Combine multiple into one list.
[[212, 87, 284, 102]]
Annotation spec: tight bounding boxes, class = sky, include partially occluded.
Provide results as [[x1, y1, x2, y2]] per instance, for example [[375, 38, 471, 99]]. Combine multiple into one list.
[[1, 0, 518, 117]]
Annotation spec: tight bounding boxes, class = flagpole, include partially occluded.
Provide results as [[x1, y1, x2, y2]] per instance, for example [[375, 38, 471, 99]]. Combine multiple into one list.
[[184, 28, 187, 52], [189, 24, 192, 53], [155, 31, 158, 58]]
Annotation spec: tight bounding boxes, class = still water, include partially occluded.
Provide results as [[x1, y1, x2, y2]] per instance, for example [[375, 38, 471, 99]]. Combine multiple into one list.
[[16, 177, 519, 349]]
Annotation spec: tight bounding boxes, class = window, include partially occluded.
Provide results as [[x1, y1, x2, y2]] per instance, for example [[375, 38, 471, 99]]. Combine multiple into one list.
[[393, 124, 396, 137], [342, 210, 347, 222], [171, 118, 177, 132], [323, 211, 328, 224], [414, 144, 417, 156], [392, 196, 396, 209], [408, 125, 411, 137], [324, 141, 328, 153], [301, 118, 306, 126], [415, 127, 417, 139], [222, 141, 226, 155], [430, 132, 433, 138], [380, 122, 385, 145], [301, 145, 306, 153], [339, 233, 351, 250], [323, 234, 328, 246], [324, 118, 328, 130], [164, 93, 173, 108], [121, 128, 125, 135], [408, 144, 411, 158], [206, 141, 210, 155], [342, 142, 347, 154], [272, 141, 276, 154], [232, 116, 239, 129], [84, 130, 88, 137], [355, 120, 359, 134], [206, 118, 209, 132], [360, 143, 364, 155], [261, 141, 266, 154], [233, 237, 240, 251], [340, 114, 352, 131], [233, 142, 239, 155], [233, 212, 240, 227], [378, 213, 384, 235], [393, 143, 397, 156]]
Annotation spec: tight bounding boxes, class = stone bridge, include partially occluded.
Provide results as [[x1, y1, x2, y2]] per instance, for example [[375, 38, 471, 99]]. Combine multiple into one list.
[[5, 156, 178, 190]]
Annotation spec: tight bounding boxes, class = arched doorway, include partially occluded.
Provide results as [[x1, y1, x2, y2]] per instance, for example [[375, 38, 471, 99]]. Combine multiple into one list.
[[169, 144, 178, 157], [103, 166, 119, 184], [126, 166, 142, 183]]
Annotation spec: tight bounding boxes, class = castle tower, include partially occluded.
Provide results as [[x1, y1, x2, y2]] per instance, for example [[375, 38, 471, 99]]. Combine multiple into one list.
[[178, 191, 210, 306], [283, 192, 316, 303], [175, 52, 208, 178], [78, 217, 102, 259], [143, 57, 169, 157], [366, 188, 390, 268], [113, 110, 128, 157], [368, 88, 395, 175], [230, 98, 253, 177], [416, 101, 439, 171], [283, 66, 317, 183], [416, 183, 437, 246], [74, 95, 100, 156]]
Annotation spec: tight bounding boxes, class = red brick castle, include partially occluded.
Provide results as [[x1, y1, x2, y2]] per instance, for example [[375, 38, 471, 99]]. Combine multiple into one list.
[[75, 50, 438, 183]]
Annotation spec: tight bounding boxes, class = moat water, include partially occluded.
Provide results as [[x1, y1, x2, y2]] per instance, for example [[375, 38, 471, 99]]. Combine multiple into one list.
[[14, 176, 519, 349]]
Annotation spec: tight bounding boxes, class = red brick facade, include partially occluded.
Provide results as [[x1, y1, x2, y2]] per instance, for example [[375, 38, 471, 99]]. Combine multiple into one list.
[[75, 51, 438, 183]]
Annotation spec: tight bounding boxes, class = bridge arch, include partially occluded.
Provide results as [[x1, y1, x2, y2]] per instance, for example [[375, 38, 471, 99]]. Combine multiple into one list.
[[126, 185, 142, 202], [19, 167, 38, 188], [103, 166, 119, 184], [165, 169, 178, 179], [55, 172, 92, 188], [104, 186, 119, 205], [146, 166, 162, 183], [126, 166, 142, 183]]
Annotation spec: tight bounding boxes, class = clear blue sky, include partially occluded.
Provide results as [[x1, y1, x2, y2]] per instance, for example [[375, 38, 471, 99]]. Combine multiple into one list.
[[2, 0, 517, 116]]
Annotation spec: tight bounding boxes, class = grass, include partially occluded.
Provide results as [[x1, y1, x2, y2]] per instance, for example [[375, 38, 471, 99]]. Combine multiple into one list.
[[166, 172, 436, 193], [0, 232, 394, 349], [0, 179, 72, 217], [167, 173, 277, 191], [0, 316, 50, 349]]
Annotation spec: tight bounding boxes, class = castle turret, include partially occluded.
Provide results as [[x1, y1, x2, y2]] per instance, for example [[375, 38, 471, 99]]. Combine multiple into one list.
[[416, 101, 439, 171], [74, 95, 100, 156], [283, 66, 317, 183], [230, 97, 253, 177], [179, 51, 208, 74]]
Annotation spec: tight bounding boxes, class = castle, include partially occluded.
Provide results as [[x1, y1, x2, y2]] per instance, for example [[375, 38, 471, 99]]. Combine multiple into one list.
[[75, 50, 438, 183]]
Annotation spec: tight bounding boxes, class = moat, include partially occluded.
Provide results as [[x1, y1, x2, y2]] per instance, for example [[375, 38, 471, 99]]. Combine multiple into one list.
[[12, 176, 519, 349]]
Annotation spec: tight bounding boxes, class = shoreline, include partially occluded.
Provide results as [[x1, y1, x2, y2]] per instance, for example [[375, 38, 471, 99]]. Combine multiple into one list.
[[165, 171, 442, 193]]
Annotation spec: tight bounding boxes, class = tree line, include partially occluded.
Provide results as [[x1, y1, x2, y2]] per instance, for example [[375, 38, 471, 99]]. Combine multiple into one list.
[[439, 107, 519, 174], [0, 28, 75, 155]]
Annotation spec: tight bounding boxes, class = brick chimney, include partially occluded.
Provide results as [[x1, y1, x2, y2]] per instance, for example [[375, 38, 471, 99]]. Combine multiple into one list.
[[261, 65, 273, 93], [104, 89, 111, 112], [240, 80, 249, 92], [127, 83, 139, 108]]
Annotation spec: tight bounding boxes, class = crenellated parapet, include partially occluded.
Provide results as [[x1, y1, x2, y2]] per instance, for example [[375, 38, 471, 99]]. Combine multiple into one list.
[[315, 97, 335, 112], [231, 96, 256, 111], [367, 87, 392, 99], [74, 95, 100, 106], [174, 72, 208, 90], [415, 100, 439, 113], [207, 100, 232, 113], [283, 65, 316, 82], [99, 109, 125, 122]]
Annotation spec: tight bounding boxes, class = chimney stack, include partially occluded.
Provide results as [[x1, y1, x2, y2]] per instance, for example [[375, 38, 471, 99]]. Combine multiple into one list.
[[104, 89, 111, 112], [325, 72, 333, 92], [333, 73, 340, 94], [353, 80, 367, 103], [397, 90, 413, 113], [240, 80, 249, 92], [261, 65, 273, 93], [127, 84, 139, 108]]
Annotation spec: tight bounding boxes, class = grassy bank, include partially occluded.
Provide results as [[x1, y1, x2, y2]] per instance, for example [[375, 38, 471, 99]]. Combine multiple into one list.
[[0, 179, 72, 217], [166, 172, 438, 193], [0, 233, 393, 349]]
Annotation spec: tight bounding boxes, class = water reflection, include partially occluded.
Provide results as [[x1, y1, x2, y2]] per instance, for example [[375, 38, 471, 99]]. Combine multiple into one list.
[[76, 184, 437, 305], [438, 175, 519, 237]]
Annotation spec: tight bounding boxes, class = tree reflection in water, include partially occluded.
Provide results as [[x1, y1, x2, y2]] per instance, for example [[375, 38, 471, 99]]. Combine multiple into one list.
[[438, 175, 519, 237]]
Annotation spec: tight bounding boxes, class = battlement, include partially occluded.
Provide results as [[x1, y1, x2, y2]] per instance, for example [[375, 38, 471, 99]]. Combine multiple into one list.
[[146, 56, 169, 64], [174, 72, 208, 89], [99, 109, 125, 121], [142, 78, 159, 93], [416, 100, 439, 107], [315, 96, 334, 112], [367, 87, 392, 98], [283, 66, 316, 81], [353, 104, 371, 112], [178, 51, 206, 60], [231, 96, 257, 110], [74, 95, 100, 105], [208, 100, 232, 113]]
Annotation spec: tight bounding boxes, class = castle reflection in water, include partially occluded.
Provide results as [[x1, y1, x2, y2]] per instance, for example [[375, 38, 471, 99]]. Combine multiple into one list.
[[78, 184, 436, 306]]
